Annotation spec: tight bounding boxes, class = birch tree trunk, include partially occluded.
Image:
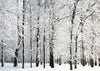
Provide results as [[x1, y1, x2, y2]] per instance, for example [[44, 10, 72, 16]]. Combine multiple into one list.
[[80, 20, 86, 66], [70, 0, 79, 70], [22, 0, 25, 68], [90, 28, 94, 67], [36, 0, 40, 67], [14, 0, 20, 67], [49, 0, 54, 68], [74, 35, 78, 69], [1, 40, 4, 67]]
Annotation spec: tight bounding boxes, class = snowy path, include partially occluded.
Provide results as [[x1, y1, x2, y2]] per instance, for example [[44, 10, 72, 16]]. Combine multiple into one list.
[[0, 63, 100, 71]]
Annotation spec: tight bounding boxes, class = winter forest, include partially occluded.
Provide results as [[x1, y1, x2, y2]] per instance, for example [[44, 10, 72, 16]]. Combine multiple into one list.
[[0, 0, 100, 71]]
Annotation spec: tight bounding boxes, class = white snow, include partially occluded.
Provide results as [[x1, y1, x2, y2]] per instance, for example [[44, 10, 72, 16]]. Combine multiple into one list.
[[0, 63, 100, 71]]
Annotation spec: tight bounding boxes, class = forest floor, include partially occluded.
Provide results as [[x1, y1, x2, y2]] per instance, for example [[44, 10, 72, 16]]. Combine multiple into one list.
[[0, 63, 100, 71]]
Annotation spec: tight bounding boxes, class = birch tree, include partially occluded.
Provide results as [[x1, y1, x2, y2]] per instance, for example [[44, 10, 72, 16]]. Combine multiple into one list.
[[49, 0, 54, 68], [22, 0, 26, 68], [14, 0, 20, 67], [36, 0, 40, 67], [70, 0, 79, 70], [1, 40, 4, 67]]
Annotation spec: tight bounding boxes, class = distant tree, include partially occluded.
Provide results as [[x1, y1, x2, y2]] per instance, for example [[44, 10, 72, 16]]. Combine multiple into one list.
[[80, 16, 87, 66], [89, 28, 95, 67], [95, 57, 97, 66], [98, 58, 100, 66], [79, 12, 94, 66], [43, 29, 45, 68], [29, 0, 33, 68], [59, 57, 62, 65]]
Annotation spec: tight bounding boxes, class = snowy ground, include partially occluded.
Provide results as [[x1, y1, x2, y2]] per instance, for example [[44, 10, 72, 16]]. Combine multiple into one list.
[[0, 63, 100, 71]]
